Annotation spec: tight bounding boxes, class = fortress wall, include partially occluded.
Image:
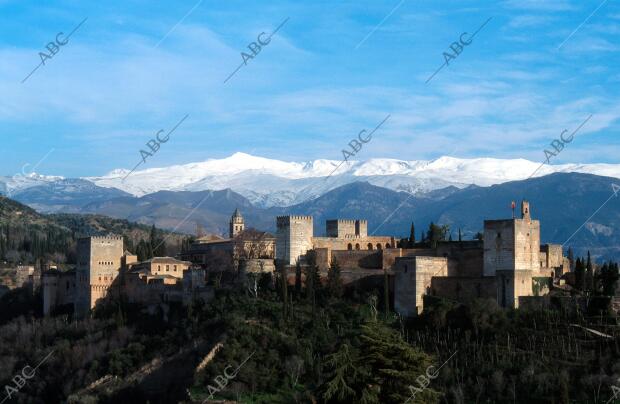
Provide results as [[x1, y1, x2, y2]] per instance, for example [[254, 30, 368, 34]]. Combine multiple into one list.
[[430, 276, 496, 303], [541, 244, 563, 268], [312, 236, 394, 251], [394, 256, 449, 316], [331, 250, 382, 270]]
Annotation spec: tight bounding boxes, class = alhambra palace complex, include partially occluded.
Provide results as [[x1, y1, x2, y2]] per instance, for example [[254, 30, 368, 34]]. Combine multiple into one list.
[[43, 201, 569, 317]]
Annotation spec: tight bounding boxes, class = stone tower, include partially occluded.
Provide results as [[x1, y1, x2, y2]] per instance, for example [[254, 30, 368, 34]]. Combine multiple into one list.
[[74, 235, 124, 317], [276, 215, 314, 265], [522, 200, 531, 220], [230, 208, 245, 238], [483, 200, 540, 308]]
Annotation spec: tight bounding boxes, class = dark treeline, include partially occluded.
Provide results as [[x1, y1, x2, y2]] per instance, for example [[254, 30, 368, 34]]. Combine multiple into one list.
[[0, 215, 185, 266]]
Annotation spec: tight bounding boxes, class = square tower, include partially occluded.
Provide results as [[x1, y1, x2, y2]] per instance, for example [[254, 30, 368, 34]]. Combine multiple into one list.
[[75, 235, 124, 316], [276, 215, 313, 265], [325, 219, 368, 238], [483, 201, 540, 308]]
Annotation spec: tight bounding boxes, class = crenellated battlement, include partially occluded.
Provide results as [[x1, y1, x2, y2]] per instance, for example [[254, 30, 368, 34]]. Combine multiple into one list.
[[85, 235, 123, 241], [276, 215, 314, 226]]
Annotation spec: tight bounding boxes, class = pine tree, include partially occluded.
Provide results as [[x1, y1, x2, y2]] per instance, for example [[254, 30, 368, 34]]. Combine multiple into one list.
[[322, 343, 366, 403], [358, 321, 440, 403], [458, 228, 462, 242]]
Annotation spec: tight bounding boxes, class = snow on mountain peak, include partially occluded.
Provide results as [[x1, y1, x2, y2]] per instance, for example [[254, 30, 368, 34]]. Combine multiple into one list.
[[81, 152, 620, 207]]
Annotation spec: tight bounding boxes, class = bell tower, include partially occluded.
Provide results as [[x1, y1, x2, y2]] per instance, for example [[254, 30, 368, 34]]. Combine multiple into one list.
[[230, 208, 244, 238], [521, 200, 531, 221]]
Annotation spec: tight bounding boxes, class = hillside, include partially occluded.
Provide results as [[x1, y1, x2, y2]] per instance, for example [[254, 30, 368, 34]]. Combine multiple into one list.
[[0, 196, 188, 265]]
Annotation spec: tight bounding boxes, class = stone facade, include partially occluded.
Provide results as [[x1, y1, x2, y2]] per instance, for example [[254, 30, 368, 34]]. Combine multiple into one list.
[[276, 215, 314, 265], [394, 256, 450, 316], [326, 219, 368, 238], [129, 257, 191, 279], [74, 235, 124, 317], [42, 269, 76, 315], [394, 201, 565, 315]]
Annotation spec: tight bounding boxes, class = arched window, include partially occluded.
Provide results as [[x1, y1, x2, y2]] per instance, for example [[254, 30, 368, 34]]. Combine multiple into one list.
[[347, 243, 353, 250], [367, 243, 373, 250], [355, 243, 360, 250], [385, 243, 391, 249], [377, 244, 382, 250]]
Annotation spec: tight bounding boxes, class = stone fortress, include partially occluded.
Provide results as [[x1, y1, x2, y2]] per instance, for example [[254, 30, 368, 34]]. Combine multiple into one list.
[[394, 201, 568, 315], [275, 201, 567, 315], [43, 201, 567, 317], [43, 236, 207, 316]]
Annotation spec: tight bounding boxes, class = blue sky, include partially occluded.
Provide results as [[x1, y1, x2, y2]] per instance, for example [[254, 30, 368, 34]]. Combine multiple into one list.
[[0, 0, 619, 177]]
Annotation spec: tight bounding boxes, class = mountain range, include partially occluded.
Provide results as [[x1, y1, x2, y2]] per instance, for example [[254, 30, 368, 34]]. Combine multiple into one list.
[[1, 154, 619, 261], [4, 153, 620, 208]]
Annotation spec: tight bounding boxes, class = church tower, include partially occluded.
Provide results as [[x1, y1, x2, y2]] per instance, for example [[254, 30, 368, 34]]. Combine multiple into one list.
[[230, 208, 244, 238]]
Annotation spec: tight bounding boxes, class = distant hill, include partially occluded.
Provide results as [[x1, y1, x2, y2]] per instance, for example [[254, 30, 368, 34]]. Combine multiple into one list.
[[77, 189, 274, 236], [8, 179, 132, 213], [0, 196, 187, 265]]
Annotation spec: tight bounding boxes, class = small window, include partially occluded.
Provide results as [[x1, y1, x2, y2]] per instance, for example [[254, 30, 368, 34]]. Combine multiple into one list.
[[166, 265, 170, 271], [174, 265, 177, 271], [158, 265, 161, 271]]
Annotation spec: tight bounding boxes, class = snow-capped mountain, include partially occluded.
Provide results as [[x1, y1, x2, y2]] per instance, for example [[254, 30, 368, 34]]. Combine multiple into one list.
[[83, 152, 620, 207], [0, 172, 64, 198]]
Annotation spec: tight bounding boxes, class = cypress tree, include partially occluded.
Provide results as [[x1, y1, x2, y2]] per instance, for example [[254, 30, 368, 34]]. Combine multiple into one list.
[[586, 251, 594, 292], [278, 260, 288, 318], [575, 257, 585, 291], [383, 268, 389, 319], [295, 259, 302, 298], [409, 222, 415, 246], [567, 247, 575, 271], [327, 258, 343, 299]]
